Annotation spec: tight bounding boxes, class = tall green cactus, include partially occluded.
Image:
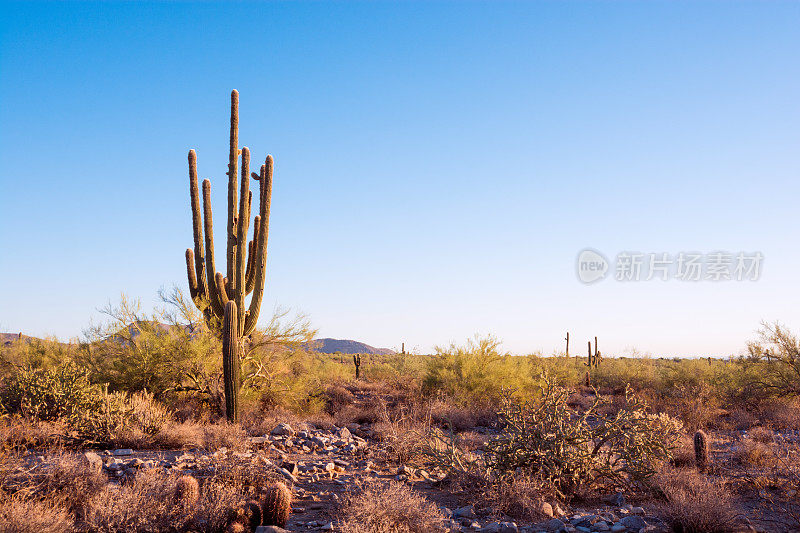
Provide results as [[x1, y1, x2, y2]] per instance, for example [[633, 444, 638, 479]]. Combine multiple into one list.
[[353, 353, 361, 379], [185, 90, 273, 422]]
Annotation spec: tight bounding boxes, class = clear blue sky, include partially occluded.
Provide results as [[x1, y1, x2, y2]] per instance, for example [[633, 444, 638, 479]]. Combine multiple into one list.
[[1, 1, 798, 357]]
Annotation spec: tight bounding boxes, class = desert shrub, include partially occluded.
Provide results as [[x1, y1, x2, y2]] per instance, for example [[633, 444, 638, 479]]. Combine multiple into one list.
[[485, 376, 682, 499], [758, 398, 800, 431], [733, 437, 777, 467], [0, 453, 106, 512], [1, 365, 174, 447], [485, 475, 551, 521], [650, 382, 720, 432], [654, 468, 740, 533], [0, 417, 67, 451], [339, 479, 446, 533], [743, 321, 800, 397], [0, 336, 79, 380], [78, 292, 221, 396], [68, 389, 173, 445], [323, 383, 355, 415], [88, 468, 242, 533], [0, 363, 99, 421], [423, 335, 536, 407], [0, 492, 72, 533]]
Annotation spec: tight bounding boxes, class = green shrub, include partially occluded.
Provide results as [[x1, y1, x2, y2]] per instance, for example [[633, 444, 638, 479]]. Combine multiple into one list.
[[485, 376, 682, 499], [423, 335, 537, 406], [1, 363, 98, 421]]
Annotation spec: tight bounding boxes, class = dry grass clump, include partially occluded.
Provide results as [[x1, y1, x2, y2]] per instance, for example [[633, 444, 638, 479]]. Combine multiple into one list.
[[147, 420, 247, 450], [669, 435, 697, 469], [428, 400, 494, 431], [1, 453, 106, 512], [654, 468, 740, 533], [339, 479, 446, 533], [485, 475, 552, 521], [324, 383, 355, 414], [0, 492, 72, 533], [88, 468, 242, 532], [196, 454, 283, 496], [759, 399, 800, 430], [733, 437, 777, 467], [0, 417, 68, 451], [747, 426, 775, 444]]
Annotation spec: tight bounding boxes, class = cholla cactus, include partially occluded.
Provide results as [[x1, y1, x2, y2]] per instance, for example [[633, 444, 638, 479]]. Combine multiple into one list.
[[175, 475, 199, 507], [262, 481, 292, 527], [184, 90, 273, 423], [694, 430, 709, 473]]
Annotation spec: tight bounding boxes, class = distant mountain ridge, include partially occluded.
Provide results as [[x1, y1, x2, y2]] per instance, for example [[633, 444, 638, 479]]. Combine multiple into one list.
[[2, 331, 395, 356], [307, 338, 395, 355]]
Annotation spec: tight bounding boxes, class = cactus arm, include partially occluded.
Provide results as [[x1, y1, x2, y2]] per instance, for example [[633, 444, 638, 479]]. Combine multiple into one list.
[[243, 156, 272, 336], [245, 217, 261, 295], [188, 150, 209, 301], [202, 180, 225, 317], [222, 301, 241, 423], [185, 249, 200, 301], [215, 272, 230, 305], [244, 239, 254, 293], [235, 147, 251, 335], [226, 90, 239, 285]]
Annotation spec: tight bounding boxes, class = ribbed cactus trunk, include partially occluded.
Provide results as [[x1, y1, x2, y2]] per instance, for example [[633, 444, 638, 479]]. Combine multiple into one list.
[[223, 301, 241, 422], [694, 430, 709, 473], [353, 354, 361, 379], [184, 90, 273, 423]]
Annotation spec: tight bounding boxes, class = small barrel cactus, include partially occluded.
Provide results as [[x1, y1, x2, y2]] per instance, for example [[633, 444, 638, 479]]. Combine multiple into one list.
[[225, 521, 246, 533], [262, 481, 292, 527], [243, 500, 262, 531], [175, 475, 199, 507], [694, 429, 709, 473]]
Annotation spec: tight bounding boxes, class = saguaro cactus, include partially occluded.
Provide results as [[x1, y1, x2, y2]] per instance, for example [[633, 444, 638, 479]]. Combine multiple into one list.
[[585, 337, 601, 368], [353, 353, 361, 379], [565, 331, 569, 358], [185, 90, 273, 423]]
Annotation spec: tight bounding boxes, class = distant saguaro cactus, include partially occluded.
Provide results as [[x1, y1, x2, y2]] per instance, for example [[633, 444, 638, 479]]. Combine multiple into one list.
[[184, 90, 273, 423], [565, 331, 569, 358], [262, 482, 292, 527], [353, 353, 361, 379], [694, 430, 709, 473], [585, 337, 601, 368]]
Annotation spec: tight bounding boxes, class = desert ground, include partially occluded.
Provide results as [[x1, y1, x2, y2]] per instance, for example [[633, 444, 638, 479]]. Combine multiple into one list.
[[2, 312, 800, 533]]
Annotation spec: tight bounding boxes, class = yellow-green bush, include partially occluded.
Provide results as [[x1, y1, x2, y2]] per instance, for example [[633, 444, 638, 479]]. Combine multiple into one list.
[[423, 335, 539, 406]]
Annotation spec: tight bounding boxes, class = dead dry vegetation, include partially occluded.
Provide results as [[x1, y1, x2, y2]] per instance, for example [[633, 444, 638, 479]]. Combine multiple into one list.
[[3, 317, 800, 531]]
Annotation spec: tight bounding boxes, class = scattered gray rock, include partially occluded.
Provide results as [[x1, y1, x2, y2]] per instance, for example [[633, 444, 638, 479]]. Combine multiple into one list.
[[619, 516, 647, 530], [82, 451, 103, 474], [271, 423, 294, 436], [254, 527, 289, 533], [112, 448, 133, 456], [279, 467, 297, 483], [544, 518, 567, 532], [453, 505, 477, 519], [603, 493, 626, 507]]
